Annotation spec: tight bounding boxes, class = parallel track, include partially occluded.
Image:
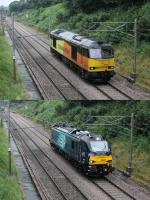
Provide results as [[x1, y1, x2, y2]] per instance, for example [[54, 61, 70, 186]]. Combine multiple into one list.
[[10, 114, 89, 200], [92, 178, 135, 200], [6, 22, 87, 100]]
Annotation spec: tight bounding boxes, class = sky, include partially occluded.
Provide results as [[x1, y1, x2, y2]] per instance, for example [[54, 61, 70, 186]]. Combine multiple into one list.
[[0, 0, 17, 7]]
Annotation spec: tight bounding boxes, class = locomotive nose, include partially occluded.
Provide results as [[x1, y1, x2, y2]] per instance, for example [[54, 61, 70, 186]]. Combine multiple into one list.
[[89, 155, 112, 165]]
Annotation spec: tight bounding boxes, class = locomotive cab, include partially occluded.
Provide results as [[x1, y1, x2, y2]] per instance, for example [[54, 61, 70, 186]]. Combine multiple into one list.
[[89, 45, 114, 59], [87, 139, 113, 175]]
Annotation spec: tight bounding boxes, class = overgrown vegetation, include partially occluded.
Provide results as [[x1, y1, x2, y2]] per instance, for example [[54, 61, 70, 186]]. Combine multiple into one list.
[[13, 1, 150, 90], [13, 100, 150, 188], [0, 30, 27, 99], [0, 127, 23, 200]]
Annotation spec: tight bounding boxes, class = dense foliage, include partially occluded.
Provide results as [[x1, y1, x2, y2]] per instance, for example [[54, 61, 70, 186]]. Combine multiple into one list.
[[64, 0, 148, 13], [9, 0, 150, 42], [9, 0, 61, 12], [9, 0, 149, 12]]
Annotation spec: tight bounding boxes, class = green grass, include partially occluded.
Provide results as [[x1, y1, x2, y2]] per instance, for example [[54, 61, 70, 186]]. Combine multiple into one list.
[[0, 30, 27, 99], [16, 3, 65, 32], [115, 42, 150, 90], [112, 137, 150, 188], [15, 2, 150, 90], [0, 127, 23, 200]]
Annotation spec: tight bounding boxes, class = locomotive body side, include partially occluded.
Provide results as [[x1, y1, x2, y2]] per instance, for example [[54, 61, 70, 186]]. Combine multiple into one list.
[[50, 127, 81, 162]]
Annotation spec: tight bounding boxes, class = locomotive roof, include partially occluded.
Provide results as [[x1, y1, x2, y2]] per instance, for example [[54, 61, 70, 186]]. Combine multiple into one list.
[[52, 125, 103, 142], [50, 29, 106, 49]]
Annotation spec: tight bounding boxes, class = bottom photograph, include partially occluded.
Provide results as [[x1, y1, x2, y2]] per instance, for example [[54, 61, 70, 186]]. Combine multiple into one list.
[[0, 100, 150, 200]]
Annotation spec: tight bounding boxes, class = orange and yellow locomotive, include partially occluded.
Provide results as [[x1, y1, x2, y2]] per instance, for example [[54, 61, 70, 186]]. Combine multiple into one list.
[[50, 29, 115, 82]]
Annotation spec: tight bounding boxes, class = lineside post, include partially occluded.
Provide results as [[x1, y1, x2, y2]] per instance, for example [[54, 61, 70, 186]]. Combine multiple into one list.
[[130, 19, 137, 83], [12, 13, 16, 83], [0, 116, 3, 127], [8, 101, 12, 176], [0, 11, 5, 35], [126, 112, 134, 176]]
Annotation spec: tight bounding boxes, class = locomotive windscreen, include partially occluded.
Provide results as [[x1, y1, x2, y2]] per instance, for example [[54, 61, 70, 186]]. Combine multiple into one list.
[[89, 46, 114, 59], [90, 141, 109, 152], [89, 49, 102, 59], [101, 46, 114, 58]]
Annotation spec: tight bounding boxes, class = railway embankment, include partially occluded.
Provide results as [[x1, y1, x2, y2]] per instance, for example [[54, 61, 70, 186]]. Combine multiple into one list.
[[0, 26, 26, 99], [0, 126, 23, 200]]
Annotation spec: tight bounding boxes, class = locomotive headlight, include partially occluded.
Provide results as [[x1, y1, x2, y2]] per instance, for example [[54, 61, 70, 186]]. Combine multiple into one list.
[[90, 67, 96, 70], [89, 160, 95, 164], [108, 66, 114, 69]]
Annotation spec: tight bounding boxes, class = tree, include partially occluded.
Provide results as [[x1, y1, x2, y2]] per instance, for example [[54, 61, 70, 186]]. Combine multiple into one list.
[[9, 1, 21, 13]]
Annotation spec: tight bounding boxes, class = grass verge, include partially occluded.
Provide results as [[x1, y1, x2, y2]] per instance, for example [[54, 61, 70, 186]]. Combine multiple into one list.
[[0, 127, 23, 200], [0, 29, 27, 99], [112, 136, 150, 188]]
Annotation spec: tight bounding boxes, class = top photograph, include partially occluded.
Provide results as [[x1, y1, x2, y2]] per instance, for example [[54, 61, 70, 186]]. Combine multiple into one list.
[[0, 0, 150, 100]]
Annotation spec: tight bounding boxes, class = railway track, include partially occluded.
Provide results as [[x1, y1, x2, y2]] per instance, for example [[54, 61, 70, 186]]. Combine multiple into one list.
[[6, 22, 87, 100], [6, 19, 136, 100], [9, 114, 89, 200], [92, 178, 135, 200], [8, 113, 143, 200], [7, 25, 64, 99], [7, 21, 110, 100]]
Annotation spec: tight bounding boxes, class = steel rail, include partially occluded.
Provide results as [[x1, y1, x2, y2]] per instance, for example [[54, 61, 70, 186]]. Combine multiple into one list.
[[7, 25, 68, 100], [6, 24, 54, 99], [108, 83, 134, 100], [91, 178, 136, 200], [9, 121, 52, 200], [10, 118, 78, 200]]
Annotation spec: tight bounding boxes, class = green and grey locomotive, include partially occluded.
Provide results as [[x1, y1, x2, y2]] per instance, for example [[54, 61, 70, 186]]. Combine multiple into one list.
[[50, 124, 113, 176]]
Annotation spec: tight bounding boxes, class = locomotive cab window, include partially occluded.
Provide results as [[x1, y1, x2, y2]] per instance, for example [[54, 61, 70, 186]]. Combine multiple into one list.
[[83, 48, 89, 58], [71, 45, 77, 60], [90, 141, 109, 152], [89, 49, 102, 59], [101, 46, 114, 58]]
